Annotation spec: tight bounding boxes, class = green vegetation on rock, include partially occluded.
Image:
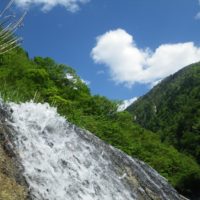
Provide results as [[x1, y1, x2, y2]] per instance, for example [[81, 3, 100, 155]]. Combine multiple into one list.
[[0, 48, 199, 198]]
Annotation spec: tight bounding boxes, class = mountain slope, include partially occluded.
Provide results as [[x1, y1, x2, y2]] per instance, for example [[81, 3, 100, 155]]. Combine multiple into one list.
[[127, 63, 200, 165]]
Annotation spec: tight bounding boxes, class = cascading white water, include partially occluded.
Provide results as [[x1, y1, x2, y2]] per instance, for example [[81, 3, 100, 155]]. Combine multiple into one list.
[[3, 101, 184, 200], [7, 102, 136, 200]]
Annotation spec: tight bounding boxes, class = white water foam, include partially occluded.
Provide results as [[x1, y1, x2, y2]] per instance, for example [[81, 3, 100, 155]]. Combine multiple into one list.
[[8, 102, 136, 200]]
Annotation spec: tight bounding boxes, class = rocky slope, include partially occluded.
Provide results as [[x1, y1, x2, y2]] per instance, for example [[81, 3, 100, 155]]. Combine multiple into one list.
[[0, 102, 28, 199]]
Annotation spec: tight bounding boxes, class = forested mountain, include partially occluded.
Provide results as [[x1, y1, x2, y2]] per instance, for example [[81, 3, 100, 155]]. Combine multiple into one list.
[[127, 63, 200, 166], [0, 48, 200, 198]]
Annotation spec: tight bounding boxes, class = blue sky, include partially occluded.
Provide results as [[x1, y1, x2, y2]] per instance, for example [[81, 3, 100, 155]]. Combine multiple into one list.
[[8, 0, 200, 100]]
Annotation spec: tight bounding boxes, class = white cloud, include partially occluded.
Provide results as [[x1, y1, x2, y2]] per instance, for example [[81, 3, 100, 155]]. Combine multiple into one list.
[[117, 97, 138, 112], [91, 29, 200, 87], [14, 0, 90, 12]]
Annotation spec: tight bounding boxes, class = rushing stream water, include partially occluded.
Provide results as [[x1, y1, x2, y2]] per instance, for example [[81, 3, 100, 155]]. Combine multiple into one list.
[[2, 101, 184, 200]]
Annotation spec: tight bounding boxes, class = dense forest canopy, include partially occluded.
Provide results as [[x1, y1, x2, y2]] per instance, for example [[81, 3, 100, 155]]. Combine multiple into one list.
[[127, 63, 200, 165]]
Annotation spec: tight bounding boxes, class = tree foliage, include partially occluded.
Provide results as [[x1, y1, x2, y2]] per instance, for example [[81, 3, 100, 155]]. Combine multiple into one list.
[[127, 63, 200, 165]]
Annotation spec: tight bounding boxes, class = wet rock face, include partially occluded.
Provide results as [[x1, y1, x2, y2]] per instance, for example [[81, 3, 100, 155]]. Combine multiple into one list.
[[0, 103, 29, 199], [76, 126, 187, 200], [1, 101, 187, 200]]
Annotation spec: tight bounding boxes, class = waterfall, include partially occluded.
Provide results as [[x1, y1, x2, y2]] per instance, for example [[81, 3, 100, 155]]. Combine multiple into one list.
[[3, 101, 183, 200]]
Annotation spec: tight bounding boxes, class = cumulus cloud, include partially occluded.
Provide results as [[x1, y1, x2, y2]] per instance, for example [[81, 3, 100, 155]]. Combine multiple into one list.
[[91, 29, 200, 87], [14, 0, 90, 12]]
